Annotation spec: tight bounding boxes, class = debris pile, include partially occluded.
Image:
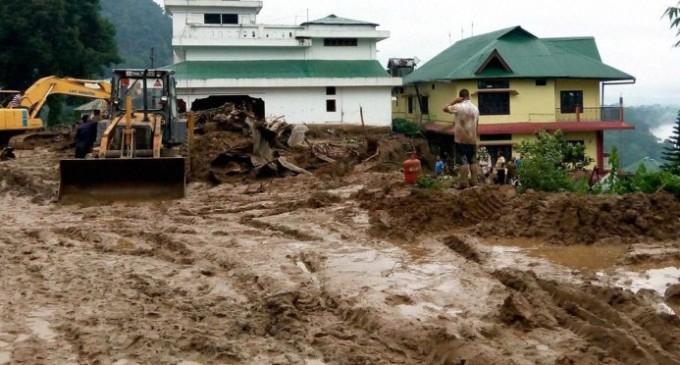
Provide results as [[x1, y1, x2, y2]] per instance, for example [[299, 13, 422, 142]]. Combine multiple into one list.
[[189, 103, 431, 183]]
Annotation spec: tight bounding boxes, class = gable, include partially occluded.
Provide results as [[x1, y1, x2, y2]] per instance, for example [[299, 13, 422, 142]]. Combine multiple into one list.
[[476, 49, 512, 76]]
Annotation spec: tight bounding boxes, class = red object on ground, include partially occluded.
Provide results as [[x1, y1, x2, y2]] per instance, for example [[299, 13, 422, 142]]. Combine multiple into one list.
[[403, 154, 421, 185]]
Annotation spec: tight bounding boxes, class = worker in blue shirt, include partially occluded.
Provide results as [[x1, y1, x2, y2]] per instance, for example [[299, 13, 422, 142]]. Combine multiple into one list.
[[435, 155, 445, 176]]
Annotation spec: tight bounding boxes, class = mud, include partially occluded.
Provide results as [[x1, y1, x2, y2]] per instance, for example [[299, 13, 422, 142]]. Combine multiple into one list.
[[0, 135, 679, 364], [363, 184, 680, 245]]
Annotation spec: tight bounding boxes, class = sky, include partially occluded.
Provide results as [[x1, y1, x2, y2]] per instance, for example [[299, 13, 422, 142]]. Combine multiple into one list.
[[154, 0, 680, 136]]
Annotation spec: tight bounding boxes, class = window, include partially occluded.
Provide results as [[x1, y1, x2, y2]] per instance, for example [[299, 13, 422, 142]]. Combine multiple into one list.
[[204, 13, 221, 24], [419, 96, 429, 115], [408, 96, 414, 114], [478, 92, 510, 115], [204, 13, 238, 25], [560, 90, 583, 113], [326, 87, 336, 95], [535, 79, 547, 86], [222, 14, 238, 24], [478, 80, 509, 89], [326, 99, 336, 112], [324, 38, 358, 46]]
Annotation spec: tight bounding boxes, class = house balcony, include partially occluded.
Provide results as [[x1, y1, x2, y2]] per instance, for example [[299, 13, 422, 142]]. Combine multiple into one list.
[[420, 105, 634, 137], [555, 106, 624, 123]]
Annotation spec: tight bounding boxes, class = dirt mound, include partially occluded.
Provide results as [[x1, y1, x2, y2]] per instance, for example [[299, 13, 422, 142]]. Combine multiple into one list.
[[0, 154, 59, 202], [190, 130, 251, 181], [364, 185, 680, 244], [495, 269, 680, 364], [360, 185, 509, 241], [477, 190, 680, 244]]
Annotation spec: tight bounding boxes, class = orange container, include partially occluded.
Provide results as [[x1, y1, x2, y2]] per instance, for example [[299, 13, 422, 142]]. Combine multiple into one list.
[[403, 153, 421, 184]]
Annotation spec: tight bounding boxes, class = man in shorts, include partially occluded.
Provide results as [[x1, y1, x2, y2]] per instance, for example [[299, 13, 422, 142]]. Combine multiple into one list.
[[443, 89, 480, 189]]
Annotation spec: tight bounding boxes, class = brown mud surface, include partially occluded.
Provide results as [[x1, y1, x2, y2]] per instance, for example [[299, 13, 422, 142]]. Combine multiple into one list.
[[0, 135, 679, 364], [362, 185, 680, 245]]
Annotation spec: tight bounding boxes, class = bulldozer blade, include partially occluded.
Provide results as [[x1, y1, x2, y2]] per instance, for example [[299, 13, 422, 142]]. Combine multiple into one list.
[[59, 157, 186, 203]]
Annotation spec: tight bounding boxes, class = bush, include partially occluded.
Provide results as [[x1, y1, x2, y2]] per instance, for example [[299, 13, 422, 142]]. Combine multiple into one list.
[[516, 130, 591, 192], [603, 147, 680, 198], [392, 118, 422, 135]]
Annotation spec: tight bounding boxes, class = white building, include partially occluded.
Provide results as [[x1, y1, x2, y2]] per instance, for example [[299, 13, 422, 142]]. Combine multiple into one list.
[[164, 0, 401, 126]]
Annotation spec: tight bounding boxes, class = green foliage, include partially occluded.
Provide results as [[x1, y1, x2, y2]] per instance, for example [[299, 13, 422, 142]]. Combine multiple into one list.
[[604, 146, 623, 194], [415, 175, 454, 190], [661, 109, 680, 175], [0, 0, 120, 125], [0, 0, 120, 89], [516, 130, 592, 192], [100, 0, 173, 70], [600, 145, 680, 198], [392, 118, 422, 135], [665, 2, 680, 47]]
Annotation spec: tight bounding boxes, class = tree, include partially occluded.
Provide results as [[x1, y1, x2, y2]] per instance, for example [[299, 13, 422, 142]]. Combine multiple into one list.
[[665, 2, 680, 47], [664, 3, 680, 173], [0, 0, 120, 88], [516, 130, 592, 192], [662, 110, 680, 174], [0, 0, 120, 125]]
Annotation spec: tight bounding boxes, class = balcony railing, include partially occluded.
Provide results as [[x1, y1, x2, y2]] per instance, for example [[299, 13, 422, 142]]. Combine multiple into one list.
[[555, 106, 624, 122]]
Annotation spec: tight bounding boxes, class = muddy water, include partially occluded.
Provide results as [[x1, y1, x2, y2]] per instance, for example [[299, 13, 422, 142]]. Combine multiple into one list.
[[486, 237, 629, 271]]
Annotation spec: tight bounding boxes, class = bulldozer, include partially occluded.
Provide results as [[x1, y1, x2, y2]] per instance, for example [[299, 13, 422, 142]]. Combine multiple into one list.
[[0, 76, 111, 147], [58, 69, 190, 202]]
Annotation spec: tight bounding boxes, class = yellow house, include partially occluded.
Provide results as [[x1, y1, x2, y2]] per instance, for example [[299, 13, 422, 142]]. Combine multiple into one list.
[[394, 26, 635, 170]]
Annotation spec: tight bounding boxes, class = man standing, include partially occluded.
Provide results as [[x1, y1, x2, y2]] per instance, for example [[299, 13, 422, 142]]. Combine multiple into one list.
[[443, 89, 480, 189], [74, 114, 99, 158]]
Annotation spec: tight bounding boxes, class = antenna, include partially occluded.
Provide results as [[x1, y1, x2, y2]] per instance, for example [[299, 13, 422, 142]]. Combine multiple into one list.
[[306, 8, 309, 22], [461, 28, 464, 39], [448, 32, 452, 45], [471, 22, 474, 36]]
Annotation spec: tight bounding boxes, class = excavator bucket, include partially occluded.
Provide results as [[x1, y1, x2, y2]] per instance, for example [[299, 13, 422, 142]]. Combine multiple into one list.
[[58, 157, 186, 203]]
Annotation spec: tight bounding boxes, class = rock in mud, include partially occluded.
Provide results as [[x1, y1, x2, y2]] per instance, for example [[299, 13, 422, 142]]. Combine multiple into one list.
[[665, 284, 680, 304]]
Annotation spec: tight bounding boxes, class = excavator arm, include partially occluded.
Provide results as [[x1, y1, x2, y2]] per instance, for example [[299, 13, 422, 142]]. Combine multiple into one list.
[[18, 76, 111, 119]]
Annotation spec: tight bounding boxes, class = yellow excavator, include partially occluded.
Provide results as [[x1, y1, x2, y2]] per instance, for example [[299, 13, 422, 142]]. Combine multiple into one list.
[[58, 69, 190, 202], [0, 76, 111, 147]]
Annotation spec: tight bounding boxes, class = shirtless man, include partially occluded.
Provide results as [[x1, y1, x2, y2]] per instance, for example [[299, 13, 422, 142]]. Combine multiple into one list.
[[443, 89, 480, 189]]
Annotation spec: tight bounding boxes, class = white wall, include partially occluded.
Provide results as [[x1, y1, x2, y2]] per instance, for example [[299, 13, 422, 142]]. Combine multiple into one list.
[[184, 46, 306, 61], [181, 87, 394, 126], [303, 38, 377, 60]]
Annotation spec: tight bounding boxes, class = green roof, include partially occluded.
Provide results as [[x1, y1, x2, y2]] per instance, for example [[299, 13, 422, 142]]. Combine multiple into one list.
[[167, 60, 391, 79], [301, 14, 378, 27], [404, 26, 634, 84]]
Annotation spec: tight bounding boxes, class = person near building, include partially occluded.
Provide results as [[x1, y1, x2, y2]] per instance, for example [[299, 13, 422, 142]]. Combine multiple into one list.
[[495, 151, 506, 184], [435, 155, 445, 177], [442, 89, 480, 189]]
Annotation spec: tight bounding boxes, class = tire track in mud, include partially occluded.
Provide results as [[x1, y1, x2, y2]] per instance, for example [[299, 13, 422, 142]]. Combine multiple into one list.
[[436, 233, 680, 364], [493, 269, 680, 364]]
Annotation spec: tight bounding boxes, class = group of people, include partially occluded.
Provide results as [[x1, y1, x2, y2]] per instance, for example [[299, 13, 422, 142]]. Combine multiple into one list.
[[436, 88, 523, 189], [483, 152, 523, 186]]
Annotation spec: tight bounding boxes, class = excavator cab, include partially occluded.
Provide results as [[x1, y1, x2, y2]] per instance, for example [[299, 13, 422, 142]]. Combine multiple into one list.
[[58, 69, 189, 203]]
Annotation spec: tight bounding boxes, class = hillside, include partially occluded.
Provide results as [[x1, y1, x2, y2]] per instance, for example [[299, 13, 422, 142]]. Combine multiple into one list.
[[100, 0, 173, 70]]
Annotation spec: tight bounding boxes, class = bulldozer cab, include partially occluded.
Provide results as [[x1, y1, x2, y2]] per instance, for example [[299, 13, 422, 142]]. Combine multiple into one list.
[[58, 69, 189, 203]]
